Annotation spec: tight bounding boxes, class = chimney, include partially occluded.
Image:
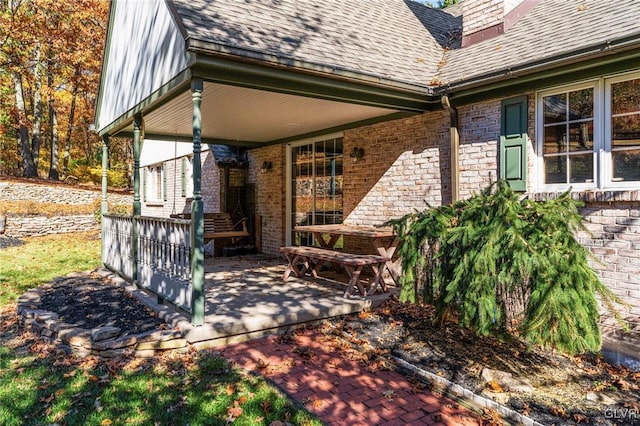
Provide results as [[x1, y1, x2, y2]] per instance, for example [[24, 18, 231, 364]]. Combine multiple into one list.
[[461, 0, 541, 47]]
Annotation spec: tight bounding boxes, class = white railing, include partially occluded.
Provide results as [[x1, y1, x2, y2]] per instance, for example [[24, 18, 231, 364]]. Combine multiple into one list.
[[102, 214, 192, 312], [103, 214, 134, 280], [138, 216, 192, 311]]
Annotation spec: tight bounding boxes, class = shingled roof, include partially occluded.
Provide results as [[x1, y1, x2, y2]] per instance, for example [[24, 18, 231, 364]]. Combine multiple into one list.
[[171, 0, 445, 87], [169, 0, 639, 93], [439, 0, 640, 87]]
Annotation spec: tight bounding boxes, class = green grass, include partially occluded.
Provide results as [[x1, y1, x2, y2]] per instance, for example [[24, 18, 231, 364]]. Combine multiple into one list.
[[0, 232, 321, 426], [0, 232, 102, 305]]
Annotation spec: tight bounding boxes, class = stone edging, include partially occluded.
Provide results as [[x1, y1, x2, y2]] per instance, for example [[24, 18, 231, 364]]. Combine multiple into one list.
[[391, 356, 544, 426], [16, 269, 189, 359]]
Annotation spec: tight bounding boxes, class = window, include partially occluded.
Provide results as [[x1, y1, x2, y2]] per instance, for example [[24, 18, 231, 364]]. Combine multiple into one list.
[[145, 164, 164, 202], [536, 72, 640, 189]]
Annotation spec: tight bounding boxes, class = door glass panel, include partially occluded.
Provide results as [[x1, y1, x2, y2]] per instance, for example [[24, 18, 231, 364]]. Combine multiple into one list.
[[291, 138, 343, 245]]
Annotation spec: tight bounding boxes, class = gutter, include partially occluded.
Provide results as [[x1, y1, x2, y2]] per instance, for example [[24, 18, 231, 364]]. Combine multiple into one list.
[[186, 38, 437, 97], [438, 31, 640, 97]]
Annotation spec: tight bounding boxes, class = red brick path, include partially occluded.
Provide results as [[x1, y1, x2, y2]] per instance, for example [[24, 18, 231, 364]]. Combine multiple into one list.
[[222, 329, 481, 425]]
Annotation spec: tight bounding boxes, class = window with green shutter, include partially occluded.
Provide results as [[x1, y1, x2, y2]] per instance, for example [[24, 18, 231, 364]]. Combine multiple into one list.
[[500, 96, 528, 191]]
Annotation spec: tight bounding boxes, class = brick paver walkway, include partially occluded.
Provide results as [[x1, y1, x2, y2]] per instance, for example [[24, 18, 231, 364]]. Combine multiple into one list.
[[222, 328, 481, 425]]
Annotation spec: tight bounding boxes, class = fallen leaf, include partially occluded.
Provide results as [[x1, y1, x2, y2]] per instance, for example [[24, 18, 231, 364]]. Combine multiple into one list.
[[486, 380, 503, 393], [226, 384, 236, 395], [573, 413, 589, 424], [100, 419, 113, 426]]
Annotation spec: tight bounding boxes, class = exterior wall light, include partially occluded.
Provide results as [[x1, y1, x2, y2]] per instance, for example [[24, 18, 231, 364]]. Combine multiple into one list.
[[260, 161, 273, 174], [349, 147, 364, 163]]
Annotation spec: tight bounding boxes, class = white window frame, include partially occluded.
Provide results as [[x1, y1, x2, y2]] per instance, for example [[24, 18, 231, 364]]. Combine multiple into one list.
[[184, 155, 194, 198], [146, 164, 164, 202], [535, 70, 640, 191], [604, 71, 640, 189]]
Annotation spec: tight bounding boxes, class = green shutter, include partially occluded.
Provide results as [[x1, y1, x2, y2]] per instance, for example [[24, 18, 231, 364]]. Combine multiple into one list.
[[142, 168, 147, 202], [500, 96, 528, 191], [181, 157, 187, 197], [162, 162, 168, 201]]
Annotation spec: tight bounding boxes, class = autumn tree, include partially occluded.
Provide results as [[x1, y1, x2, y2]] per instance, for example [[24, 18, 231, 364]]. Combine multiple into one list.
[[0, 0, 110, 181]]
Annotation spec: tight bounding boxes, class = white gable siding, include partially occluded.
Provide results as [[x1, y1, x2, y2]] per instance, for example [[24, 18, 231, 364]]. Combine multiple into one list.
[[96, 0, 188, 132]]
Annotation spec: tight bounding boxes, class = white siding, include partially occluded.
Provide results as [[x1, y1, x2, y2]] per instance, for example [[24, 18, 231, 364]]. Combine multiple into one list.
[[96, 0, 188, 132]]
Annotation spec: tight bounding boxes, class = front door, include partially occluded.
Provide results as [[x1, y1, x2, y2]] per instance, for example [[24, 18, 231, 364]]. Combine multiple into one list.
[[287, 135, 343, 245]]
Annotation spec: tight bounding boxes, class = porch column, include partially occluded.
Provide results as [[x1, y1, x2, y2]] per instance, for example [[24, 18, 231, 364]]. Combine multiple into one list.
[[190, 79, 205, 326], [132, 113, 143, 283], [101, 135, 109, 263]]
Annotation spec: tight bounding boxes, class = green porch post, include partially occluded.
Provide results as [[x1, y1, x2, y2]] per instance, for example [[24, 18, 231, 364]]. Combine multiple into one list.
[[132, 113, 143, 284], [191, 79, 205, 326], [101, 135, 109, 263]]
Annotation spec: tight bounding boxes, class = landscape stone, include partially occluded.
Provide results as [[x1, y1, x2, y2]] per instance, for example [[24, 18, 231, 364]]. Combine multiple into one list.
[[91, 326, 121, 342], [481, 368, 534, 393], [136, 338, 187, 351]]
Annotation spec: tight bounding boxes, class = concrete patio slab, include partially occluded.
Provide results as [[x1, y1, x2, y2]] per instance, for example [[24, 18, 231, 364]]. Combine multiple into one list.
[[173, 255, 396, 346]]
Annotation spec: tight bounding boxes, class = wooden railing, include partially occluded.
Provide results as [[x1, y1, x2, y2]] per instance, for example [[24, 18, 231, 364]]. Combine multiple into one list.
[[103, 214, 134, 281], [102, 214, 192, 312]]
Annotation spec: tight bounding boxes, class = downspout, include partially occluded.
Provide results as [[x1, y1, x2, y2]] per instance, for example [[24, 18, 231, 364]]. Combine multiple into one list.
[[441, 95, 460, 203]]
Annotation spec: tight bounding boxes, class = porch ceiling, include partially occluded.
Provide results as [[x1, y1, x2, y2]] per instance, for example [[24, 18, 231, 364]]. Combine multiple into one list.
[[118, 81, 405, 145]]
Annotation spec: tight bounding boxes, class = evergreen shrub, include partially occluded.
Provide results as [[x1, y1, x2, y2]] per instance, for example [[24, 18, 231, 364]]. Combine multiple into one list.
[[388, 181, 626, 354]]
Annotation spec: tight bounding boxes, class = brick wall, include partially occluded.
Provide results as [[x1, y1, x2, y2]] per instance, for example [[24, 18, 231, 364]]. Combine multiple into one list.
[[344, 112, 451, 225], [462, 0, 505, 38], [573, 202, 640, 342], [247, 144, 286, 256], [141, 150, 221, 218]]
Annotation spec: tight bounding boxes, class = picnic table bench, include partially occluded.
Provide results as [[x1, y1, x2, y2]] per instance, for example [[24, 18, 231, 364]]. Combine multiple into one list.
[[280, 246, 389, 298]]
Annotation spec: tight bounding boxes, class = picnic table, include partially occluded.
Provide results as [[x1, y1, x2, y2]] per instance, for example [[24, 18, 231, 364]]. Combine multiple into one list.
[[294, 224, 400, 285], [281, 224, 399, 297]]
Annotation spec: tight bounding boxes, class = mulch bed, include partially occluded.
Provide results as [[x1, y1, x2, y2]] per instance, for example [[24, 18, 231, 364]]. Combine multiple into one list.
[[323, 299, 640, 426], [35, 274, 166, 335]]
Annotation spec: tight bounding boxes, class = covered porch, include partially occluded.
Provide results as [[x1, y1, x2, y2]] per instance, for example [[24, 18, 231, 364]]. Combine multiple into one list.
[[102, 252, 393, 347], [96, 1, 436, 327]]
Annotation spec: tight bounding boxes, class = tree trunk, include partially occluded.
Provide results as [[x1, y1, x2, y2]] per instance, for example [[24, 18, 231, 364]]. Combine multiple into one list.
[[63, 77, 78, 175], [48, 108, 60, 180], [13, 72, 37, 177], [48, 66, 59, 180], [31, 48, 44, 173]]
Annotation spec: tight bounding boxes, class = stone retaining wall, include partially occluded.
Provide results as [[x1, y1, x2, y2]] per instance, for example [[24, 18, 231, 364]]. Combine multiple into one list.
[[0, 181, 131, 205], [5, 214, 98, 238], [1, 181, 132, 238]]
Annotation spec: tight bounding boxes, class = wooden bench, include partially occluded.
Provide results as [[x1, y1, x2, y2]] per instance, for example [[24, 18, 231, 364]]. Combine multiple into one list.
[[171, 213, 249, 256], [280, 246, 390, 298]]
